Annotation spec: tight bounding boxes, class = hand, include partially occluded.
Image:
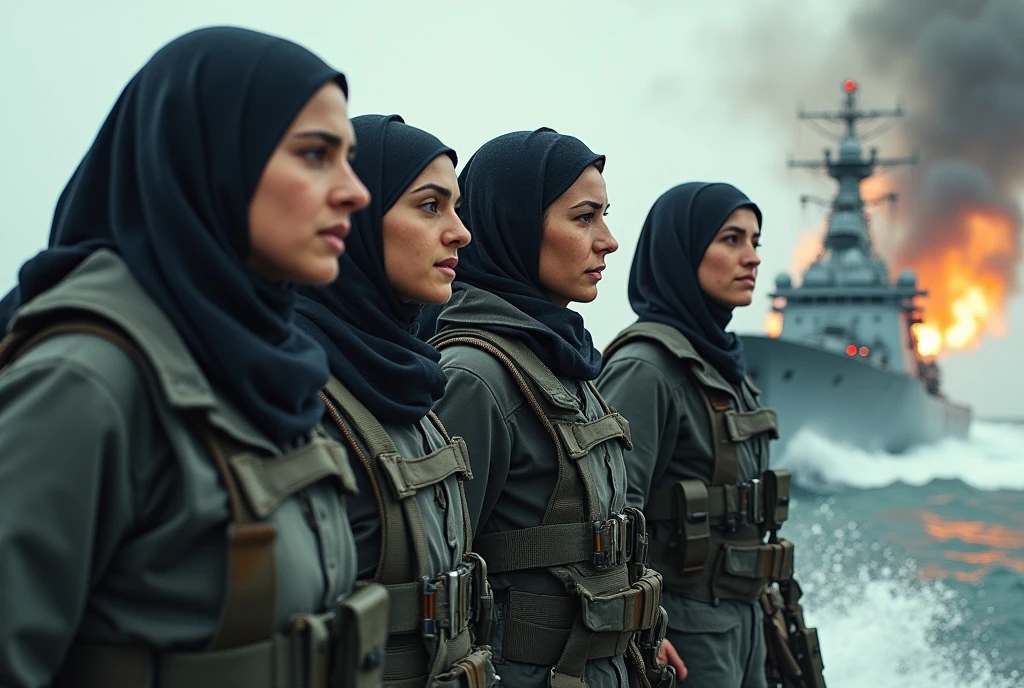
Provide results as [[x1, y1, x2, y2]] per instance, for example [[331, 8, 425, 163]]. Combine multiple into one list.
[[658, 638, 688, 681]]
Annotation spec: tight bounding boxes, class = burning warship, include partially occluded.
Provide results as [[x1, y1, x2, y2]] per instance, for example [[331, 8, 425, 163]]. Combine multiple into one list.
[[741, 80, 973, 454]]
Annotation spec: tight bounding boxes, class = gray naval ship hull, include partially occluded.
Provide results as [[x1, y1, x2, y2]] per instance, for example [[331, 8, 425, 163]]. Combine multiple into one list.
[[740, 334, 972, 455]]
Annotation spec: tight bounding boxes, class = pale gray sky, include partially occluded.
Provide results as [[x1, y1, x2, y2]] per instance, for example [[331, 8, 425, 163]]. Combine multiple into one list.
[[2, 0, 1020, 417]]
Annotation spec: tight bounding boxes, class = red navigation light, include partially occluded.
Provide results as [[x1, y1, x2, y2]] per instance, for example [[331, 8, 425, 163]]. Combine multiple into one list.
[[859, 346, 870, 357], [846, 344, 857, 356], [844, 79, 857, 93]]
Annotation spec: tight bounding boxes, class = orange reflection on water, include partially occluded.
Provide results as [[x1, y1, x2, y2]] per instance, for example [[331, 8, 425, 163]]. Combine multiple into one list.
[[917, 511, 1024, 583], [915, 563, 950, 581], [919, 511, 1024, 549]]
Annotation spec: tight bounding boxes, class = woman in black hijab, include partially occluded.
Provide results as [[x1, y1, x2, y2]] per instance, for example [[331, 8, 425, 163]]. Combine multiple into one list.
[[599, 183, 780, 688], [0, 27, 376, 687], [294, 115, 498, 686], [431, 129, 675, 688]]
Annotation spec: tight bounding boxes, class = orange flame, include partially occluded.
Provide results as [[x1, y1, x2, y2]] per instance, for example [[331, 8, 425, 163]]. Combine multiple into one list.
[[789, 227, 824, 282], [902, 209, 1015, 358], [781, 169, 1016, 357], [765, 312, 783, 338]]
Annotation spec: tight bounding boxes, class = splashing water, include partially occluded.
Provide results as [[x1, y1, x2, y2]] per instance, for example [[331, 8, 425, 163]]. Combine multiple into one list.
[[780, 422, 1024, 686], [778, 422, 1024, 492]]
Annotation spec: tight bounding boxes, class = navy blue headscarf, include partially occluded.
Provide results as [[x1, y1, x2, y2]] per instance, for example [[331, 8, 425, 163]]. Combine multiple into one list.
[[629, 182, 762, 384], [295, 115, 454, 424], [0, 27, 346, 446], [447, 128, 606, 380]]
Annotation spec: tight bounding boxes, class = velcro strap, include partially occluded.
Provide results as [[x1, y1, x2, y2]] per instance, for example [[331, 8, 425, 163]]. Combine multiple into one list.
[[552, 412, 632, 459], [723, 539, 795, 580], [472, 522, 596, 573], [230, 436, 357, 518], [724, 408, 779, 442], [379, 437, 471, 500]]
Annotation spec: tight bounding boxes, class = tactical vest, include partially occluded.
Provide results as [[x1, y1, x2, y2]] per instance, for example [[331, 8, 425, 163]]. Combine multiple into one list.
[[603, 322, 794, 605], [432, 328, 667, 688], [0, 316, 389, 688], [319, 377, 496, 688]]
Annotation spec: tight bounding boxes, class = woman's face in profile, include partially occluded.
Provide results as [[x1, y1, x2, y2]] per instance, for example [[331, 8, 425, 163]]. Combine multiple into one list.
[[247, 82, 371, 285]]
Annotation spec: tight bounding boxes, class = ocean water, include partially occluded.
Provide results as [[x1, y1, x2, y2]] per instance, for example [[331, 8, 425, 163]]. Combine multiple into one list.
[[778, 421, 1024, 687]]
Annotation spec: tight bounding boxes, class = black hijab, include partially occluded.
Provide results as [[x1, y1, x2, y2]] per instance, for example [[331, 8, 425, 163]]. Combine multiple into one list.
[[629, 182, 762, 384], [0, 26, 347, 446], [295, 115, 454, 424], [449, 128, 606, 380]]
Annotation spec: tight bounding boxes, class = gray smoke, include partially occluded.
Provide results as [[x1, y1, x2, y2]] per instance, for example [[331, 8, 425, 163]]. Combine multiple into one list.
[[713, 0, 1024, 287]]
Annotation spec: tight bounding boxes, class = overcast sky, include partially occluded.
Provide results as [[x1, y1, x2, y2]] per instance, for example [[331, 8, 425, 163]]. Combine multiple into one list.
[[2, 0, 1020, 418]]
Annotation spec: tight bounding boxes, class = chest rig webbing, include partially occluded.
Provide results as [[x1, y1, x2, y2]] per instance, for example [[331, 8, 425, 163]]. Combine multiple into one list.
[[320, 377, 495, 688], [604, 322, 795, 605], [432, 328, 667, 688], [0, 315, 389, 688]]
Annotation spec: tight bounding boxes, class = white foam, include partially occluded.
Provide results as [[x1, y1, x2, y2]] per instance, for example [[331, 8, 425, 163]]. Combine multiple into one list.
[[778, 422, 1024, 491], [802, 572, 1021, 687]]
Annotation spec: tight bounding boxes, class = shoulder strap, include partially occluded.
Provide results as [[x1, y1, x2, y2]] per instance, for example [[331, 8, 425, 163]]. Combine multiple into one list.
[[694, 382, 740, 487], [603, 324, 739, 487], [432, 329, 593, 524], [0, 317, 275, 650], [320, 378, 431, 586]]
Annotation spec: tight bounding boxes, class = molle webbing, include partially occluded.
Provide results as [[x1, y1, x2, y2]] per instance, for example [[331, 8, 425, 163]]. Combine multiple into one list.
[[432, 328, 650, 684], [319, 375, 479, 685]]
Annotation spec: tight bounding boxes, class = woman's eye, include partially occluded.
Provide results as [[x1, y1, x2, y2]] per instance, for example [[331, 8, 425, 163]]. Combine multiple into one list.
[[575, 213, 594, 225], [301, 147, 328, 164], [421, 200, 440, 214]]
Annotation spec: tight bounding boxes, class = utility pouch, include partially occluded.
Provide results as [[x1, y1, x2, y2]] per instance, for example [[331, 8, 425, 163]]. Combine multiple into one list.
[[762, 469, 792, 531], [332, 582, 390, 688], [673, 480, 711, 573], [432, 646, 500, 687]]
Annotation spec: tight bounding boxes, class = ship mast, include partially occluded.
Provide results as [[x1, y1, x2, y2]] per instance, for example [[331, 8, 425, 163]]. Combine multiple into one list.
[[770, 80, 934, 384], [787, 79, 916, 256]]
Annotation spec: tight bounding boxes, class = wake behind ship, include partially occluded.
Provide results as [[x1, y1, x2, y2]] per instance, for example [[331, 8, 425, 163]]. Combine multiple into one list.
[[741, 80, 972, 455]]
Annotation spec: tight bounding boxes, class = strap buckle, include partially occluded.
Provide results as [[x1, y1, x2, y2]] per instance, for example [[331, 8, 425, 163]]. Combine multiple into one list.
[[728, 479, 765, 532], [422, 577, 438, 639], [422, 556, 492, 641], [592, 509, 649, 572], [592, 514, 629, 571], [623, 506, 649, 577]]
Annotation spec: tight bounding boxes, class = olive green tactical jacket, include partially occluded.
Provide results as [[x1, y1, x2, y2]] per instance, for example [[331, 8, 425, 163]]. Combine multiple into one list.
[[433, 285, 632, 688], [597, 323, 771, 636], [0, 250, 359, 687]]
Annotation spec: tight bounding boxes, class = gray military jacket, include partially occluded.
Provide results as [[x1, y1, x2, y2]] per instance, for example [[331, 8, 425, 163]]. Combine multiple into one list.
[[433, 286, 631, 688], [332, 415, 466, 583], [0, 250, 359, 687], [597, 322, 771, 637]]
